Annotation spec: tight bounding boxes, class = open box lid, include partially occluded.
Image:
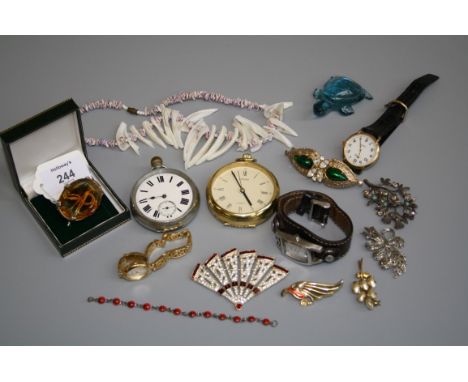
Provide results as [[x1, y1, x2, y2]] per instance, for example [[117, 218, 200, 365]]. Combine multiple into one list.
[[1, 99, 87, 198], [1, 99, 131, 256]]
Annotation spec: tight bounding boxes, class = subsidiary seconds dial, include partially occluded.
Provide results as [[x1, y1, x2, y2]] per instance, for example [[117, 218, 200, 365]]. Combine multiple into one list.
[[131, 157, 199, 232]]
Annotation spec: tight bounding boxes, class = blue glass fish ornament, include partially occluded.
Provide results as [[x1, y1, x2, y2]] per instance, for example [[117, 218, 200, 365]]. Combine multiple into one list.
[[313, 76, 373, 117]]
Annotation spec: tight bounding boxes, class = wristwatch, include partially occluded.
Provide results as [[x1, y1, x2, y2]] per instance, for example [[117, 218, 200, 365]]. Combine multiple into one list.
[[272, 190, 353, 265], [342, 74, 439, 172]]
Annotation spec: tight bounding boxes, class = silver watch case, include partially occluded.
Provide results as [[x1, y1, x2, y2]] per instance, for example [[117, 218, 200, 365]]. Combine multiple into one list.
[[273, 221, 325, 265], [130, 167, 200, 232]]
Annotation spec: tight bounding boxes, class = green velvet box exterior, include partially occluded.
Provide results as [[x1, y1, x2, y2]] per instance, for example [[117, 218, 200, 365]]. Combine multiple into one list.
[[0, 99, 131, 256]]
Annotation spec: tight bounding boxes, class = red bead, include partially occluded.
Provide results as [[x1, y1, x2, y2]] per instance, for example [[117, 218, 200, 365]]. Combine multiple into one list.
[[189, 311, 197, 318], [235, 303, 243, 310], [262, 318, 271, 326], [233, 316, 241, 323], [247, 316, 256, 323], [173, 308, 182, 316], [98, 296, 106, 304], [203, 311, 212, 318], [112, 298, 121, 306], [127, 300, 136, 308], [218, 313, 227, 321], [158, 305, 167, 312], [143, 303, 151, 311]]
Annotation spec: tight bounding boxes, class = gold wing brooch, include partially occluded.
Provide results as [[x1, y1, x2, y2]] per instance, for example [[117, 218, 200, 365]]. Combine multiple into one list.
[[281, 280, 343, 307]]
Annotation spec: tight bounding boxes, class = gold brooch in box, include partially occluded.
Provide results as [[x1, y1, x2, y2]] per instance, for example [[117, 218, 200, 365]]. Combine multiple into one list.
[[0, 99, 130, 256]]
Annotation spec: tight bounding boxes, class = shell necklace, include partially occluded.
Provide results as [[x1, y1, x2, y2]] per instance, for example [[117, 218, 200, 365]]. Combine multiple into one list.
[[81, 90, 297, 169]]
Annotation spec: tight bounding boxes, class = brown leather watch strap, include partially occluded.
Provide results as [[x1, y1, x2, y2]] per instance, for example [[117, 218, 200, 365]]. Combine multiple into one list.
[[273, 190, 353, 265]]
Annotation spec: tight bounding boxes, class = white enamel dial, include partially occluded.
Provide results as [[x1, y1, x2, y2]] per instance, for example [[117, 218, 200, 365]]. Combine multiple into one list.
[[210, 165, 275, 214], [135, 172, 194, 222], [343, 132, 380, 169]]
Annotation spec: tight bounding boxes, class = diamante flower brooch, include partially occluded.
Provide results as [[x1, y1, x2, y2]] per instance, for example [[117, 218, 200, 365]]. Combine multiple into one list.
[[362, 227, 407, 278], [363, 178, 417, 229]]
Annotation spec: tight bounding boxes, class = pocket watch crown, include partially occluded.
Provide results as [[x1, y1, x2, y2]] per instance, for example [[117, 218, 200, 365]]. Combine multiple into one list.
[[151, 156, 164, 169], [237, 153, 256, 162]]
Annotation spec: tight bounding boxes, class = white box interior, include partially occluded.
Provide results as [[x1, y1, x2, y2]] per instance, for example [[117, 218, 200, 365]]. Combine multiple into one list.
[[10, 113, 83, 197], [8, 112, 124, 213]]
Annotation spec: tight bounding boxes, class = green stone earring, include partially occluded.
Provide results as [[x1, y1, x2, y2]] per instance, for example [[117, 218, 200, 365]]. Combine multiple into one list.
[[286, 148, 362, 189]]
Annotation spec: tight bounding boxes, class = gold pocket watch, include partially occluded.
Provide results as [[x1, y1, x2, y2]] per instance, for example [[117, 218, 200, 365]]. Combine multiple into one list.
[[206, 153, 280, 228]]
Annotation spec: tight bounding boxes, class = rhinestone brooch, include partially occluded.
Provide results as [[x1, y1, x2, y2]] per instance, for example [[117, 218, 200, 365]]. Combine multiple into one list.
[[363, 178, 417, 229], [192, 248, 288, 310], [286, 147, 362, 188], [362, 226, 407, 278]]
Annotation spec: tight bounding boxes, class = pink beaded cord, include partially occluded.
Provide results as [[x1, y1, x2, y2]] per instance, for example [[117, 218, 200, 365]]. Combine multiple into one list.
[[160, 90, 265, 111]]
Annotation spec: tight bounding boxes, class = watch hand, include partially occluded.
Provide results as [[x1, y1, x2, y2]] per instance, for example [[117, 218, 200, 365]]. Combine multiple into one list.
[[231, 171, 243, 189], [150, 194, 167, 200], [359, 138, 362, 156], [237, 170, 244, 187], [231, 171, 253, 206], [242, 191, 253, 207], [237, 171, 254, 207]]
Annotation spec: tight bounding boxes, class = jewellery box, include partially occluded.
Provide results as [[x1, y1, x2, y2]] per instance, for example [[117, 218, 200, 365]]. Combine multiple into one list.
[[0, 99, 131, 256]]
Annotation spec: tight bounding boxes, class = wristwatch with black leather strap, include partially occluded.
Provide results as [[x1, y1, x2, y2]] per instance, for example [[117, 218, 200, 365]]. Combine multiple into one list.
[[272, 190, 353, 265], [342, 74, 439, 173]]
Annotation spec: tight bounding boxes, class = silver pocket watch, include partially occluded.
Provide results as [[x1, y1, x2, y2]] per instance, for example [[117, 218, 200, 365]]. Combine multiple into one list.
[[130, 156, 200, 232]]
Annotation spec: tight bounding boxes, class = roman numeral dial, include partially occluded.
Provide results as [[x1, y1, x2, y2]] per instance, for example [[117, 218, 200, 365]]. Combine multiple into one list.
[[131, 157, 200, 232], [134, 172, 194, 223], [207, 154, 280, 228], [210, 164, 276, 214]]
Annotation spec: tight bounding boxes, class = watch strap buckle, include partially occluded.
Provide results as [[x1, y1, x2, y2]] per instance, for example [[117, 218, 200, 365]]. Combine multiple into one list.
[[385, 99, 408, 121], [296, 194, 331, 227]]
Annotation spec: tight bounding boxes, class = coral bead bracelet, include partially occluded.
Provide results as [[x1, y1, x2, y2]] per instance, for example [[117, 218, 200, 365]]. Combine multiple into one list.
[[88, 296, 278, 327]]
